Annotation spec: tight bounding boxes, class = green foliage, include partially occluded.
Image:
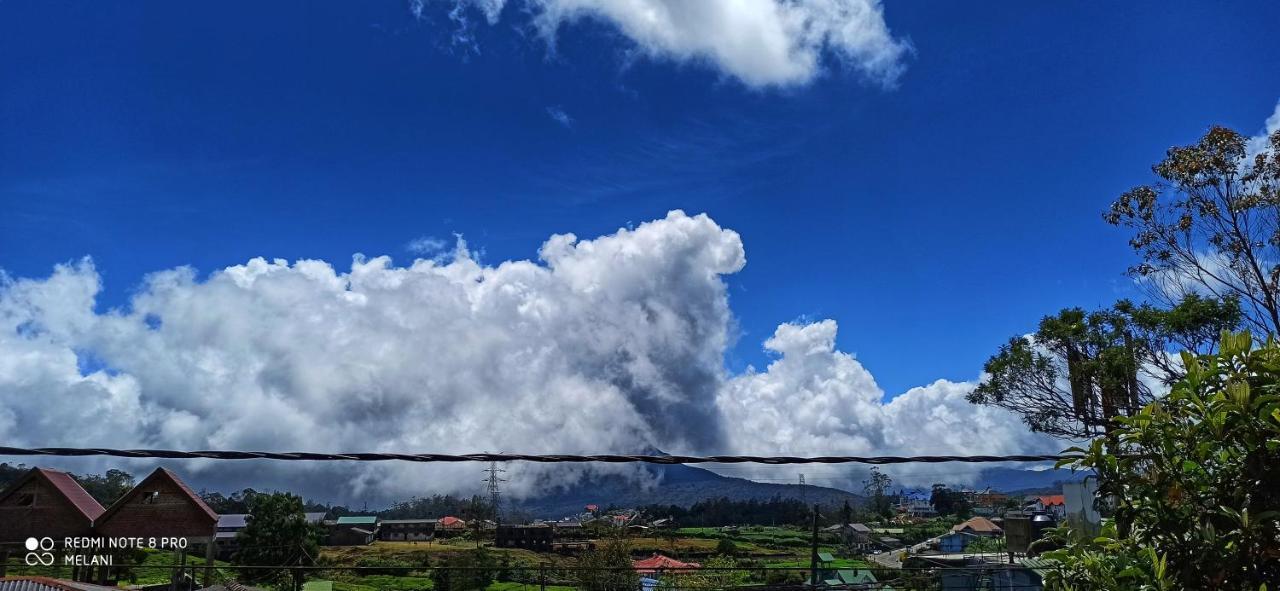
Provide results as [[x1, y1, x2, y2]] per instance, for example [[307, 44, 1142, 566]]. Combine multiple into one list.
[[573, 534, 639, 591], [862, 468, 894, 518], [235, 492, 324, 590], [1106, 125, 1280, 335], [430, 548, 495, 591], [928, 485, 971, 517], [72, 468, 135, 506], [353, 557, 414, 577], [971, 296, 1239, 439], [715, 538, 738, 556], [637, 496, 815, 527], [662, 556, 747, 591], [1045, 331, 1280, 589]]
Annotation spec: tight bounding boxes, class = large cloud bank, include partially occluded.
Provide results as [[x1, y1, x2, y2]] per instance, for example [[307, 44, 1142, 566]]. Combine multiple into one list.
[[416, 0, 911, 88], [0, 211, 1053, 501]]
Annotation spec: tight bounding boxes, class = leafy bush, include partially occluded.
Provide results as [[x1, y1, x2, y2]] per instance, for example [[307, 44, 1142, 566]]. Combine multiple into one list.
[[353, 557, 414, 577], [715, 538, 738, 556], [1045, 332, 1280, 590], [431, 549, 495, 591], [574, 534, 639, 591]]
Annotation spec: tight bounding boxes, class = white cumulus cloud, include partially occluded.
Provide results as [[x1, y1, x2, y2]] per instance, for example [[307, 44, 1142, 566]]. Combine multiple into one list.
[[0, 211, 1049, 502], [416, 0, 911, 88]]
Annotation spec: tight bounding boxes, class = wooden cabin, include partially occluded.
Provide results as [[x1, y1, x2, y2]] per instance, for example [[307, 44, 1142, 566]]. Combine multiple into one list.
[[94, 468, 218, 539], [0, 468, 105, 545]]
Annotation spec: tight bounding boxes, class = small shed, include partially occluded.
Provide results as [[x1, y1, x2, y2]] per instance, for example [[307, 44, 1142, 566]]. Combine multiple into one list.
[[938, 532, 971, 553]]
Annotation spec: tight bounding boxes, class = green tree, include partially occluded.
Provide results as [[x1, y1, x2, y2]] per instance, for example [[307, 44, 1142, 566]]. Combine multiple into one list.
[[715, 538, 738, 557], [574, 533, 639, 591], [928, 485, 971, 517], [72, 469, 135, 506], [234, 492, 322, 591], [970, 296, 1239, 439], [862, 467, 894, 518], [840, 500, 853, 525], [431, 548, 494, 591], [1044, 331, 1280, 589], [1106, 125, 1280, 335]]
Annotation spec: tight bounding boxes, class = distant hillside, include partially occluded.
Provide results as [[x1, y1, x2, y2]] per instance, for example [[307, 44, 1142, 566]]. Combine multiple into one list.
[[514, 462, 863, 519], [972, 466, 1089, 493]]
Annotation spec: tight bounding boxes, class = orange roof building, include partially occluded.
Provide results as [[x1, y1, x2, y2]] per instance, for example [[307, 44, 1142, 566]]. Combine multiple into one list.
[[438, 516, 466, 529], [1036, 495, 1065, 507], [951, 516, 1003, 537], [632, 554, 701, 574]]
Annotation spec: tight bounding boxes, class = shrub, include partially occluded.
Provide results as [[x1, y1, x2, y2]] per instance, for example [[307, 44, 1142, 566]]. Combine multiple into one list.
[[431, 549, 495, 591], [1045, 332, 1280, 589]]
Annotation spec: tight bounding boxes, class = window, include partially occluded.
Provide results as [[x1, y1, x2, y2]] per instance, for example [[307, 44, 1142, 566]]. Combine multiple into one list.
[[15, 493, 35, 506], [142, 491, 160, 504]]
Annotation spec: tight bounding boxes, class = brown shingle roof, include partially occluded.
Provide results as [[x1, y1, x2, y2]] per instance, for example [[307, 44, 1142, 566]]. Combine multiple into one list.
[[952, 516, 1002, 534]]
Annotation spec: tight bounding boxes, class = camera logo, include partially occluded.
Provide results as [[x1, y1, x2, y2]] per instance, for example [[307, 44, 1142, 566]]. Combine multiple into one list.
[[25, 537, 55, 566]]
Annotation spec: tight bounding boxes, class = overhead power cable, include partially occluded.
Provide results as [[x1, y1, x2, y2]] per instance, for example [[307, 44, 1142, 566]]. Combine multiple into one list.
[[0, 447, 1072, 464]]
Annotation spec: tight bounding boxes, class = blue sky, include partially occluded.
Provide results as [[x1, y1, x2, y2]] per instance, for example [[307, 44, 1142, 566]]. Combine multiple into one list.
[[3, 0, 1279, 401]]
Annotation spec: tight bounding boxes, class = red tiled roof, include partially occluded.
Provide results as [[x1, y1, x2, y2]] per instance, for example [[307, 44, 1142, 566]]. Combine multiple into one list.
[[38, 469, 106, 522], [0, 468, 105, 523], [632, 554, 701, 573], [1037, 495, 1065, 507], [438, 516, 464, 527]]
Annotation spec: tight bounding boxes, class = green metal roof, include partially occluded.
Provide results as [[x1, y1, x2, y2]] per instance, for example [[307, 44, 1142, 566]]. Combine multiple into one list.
[[837, 569, 877, 584], [817, 552, 836, 562], [336, 515, 378, 525]]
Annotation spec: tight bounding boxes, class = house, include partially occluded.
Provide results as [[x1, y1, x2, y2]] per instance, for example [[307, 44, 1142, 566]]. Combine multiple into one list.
[[898, 498, 937, 517], [93, 468, 220, 588], [1025, 495, 1066, 519], [834, 569, 878, 586], [495, 524, 553, 550], [552, 521, 584, 539], [824, 523, 873, 551], [435, 516, 466, 537], [214, 514, 250, 559], [328, 516, 378, 546], [95, 468, 219, 540], [952, 516, 1003, 537], [0, 468, 105, 548], [969, 491, 1010, 517], [379, 519, 436, 542], [329, 527, 374, 546], [632, 554, 700, 575]]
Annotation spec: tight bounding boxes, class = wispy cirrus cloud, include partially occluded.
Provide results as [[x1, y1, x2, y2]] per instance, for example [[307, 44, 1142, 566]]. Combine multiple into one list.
[[545, 106, 574, 128]]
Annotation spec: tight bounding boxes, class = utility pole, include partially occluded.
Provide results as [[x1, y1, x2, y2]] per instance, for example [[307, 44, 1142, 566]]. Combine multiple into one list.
[[799, 473, 807, 505], [808, 504, 821, 588]]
